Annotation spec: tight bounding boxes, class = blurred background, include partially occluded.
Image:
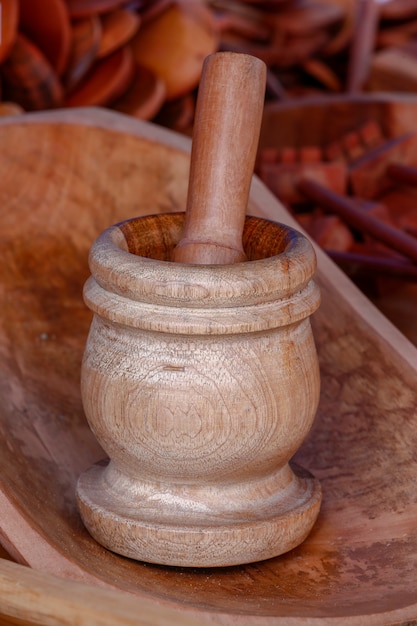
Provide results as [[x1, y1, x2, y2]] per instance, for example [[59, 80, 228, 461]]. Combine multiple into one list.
[[2, 0, 417, 346]]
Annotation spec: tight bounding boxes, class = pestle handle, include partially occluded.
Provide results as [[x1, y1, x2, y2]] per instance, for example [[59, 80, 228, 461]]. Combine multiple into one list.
[[172, 52, 266, 264]]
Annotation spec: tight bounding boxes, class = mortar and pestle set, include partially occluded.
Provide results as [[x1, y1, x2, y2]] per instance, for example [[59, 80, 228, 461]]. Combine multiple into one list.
[[76, 51, 322, 567]]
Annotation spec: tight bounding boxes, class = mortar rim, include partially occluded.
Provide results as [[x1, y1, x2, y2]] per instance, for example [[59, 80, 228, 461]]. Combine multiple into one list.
[[88, 213, 317, 309]]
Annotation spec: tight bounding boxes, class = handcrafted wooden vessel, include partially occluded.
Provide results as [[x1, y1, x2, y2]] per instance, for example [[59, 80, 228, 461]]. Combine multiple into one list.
[[77, 213, 322, 567], [1, 106, 417, 624], [77, 52, 321, 567]]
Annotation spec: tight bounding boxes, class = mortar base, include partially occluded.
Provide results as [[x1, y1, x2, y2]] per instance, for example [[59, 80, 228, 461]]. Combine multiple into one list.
[[76, 462, 322, 568]]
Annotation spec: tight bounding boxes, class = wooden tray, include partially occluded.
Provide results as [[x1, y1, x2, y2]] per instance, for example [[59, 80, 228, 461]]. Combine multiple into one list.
[[1, 108, 417, 625]]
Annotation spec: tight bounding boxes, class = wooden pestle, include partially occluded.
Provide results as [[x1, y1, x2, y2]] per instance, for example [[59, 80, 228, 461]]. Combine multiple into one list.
[[172, 51, 266, 264]]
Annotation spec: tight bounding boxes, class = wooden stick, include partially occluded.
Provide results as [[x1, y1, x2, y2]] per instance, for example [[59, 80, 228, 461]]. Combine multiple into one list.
[[388, 161, 417, 186], [326, 249, 417, 281], [172, 51, 266, 264], [346, 0, 379, 93], [298, 177, 417, 263]]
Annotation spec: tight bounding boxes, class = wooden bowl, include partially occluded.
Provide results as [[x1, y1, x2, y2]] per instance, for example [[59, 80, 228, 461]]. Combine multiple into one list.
[[1, 108, 417, 624]]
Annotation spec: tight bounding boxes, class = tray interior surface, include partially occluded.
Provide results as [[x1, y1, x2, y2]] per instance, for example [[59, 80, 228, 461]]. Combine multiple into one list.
[[1, 109, 417, 624]]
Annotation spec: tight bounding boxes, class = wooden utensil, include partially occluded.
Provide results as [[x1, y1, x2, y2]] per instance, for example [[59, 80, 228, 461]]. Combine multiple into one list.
[[1, 106, 417, 621], [298, 178, 417, 263], [76, 52, 322, 567], [173, 51, 266, 264]]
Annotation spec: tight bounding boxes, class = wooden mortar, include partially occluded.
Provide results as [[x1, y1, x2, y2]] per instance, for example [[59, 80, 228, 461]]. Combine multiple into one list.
[[77, 52, 322, 567]]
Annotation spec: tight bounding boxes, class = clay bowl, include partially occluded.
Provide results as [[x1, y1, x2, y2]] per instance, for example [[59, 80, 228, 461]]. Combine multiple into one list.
[[130, 0, 218, 100], [380, 0, 417, 21], [0, 0, 19, 64], [64, 15, 102, 91], [111, 63, 166, 119], [1, 108, 417, 624], [65, 45, 134, 107], [97, 8, 141, 58], [1, 33, 64, 110], [66, 0, 127, 18], [18, 0, 71, 76]]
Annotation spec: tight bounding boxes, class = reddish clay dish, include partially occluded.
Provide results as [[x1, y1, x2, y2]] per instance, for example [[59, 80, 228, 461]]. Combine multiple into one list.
[[97, 8, 141, 58], [0, 0, 19, 64], [18, 0, 71, 75], [64, 15, 102, 91], [66, 0, 127, 18], [111, 64, 166, 120], [1, 33, 63, 110], [65, 45, 134, 107]]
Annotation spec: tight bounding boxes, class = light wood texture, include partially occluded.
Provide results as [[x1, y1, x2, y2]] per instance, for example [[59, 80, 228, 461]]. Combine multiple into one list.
[[0, 558, 199, 626], [173, 52, 266, 264], [77, 212, 321, 566], [1, 108, 417, 623]]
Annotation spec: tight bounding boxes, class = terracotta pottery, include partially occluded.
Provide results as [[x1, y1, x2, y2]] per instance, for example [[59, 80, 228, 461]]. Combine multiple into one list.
[[0, 0, 19, 64], [66, 0, 127, 18], [64, 16, 102, 92], [65, 45, 134, 107], [19, 0, 71, 76], [379, 0, 417, 20], [1, 33, 63, 110], [259, 93, 417, 344], [320, 0, 356, 57], [154, 92, 196, 135], [111, 63, 166, 119], [2, 108, 417, 623], [130, 0, 218, 100], [97, 8, 141, 58], [0, 102, 24, 116]]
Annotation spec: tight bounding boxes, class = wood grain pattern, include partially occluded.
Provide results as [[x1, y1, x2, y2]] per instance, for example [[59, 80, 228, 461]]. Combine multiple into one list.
[[0, 108, 417, 623], [77, 212, 321, 566], [173, 52, 266, 264]]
